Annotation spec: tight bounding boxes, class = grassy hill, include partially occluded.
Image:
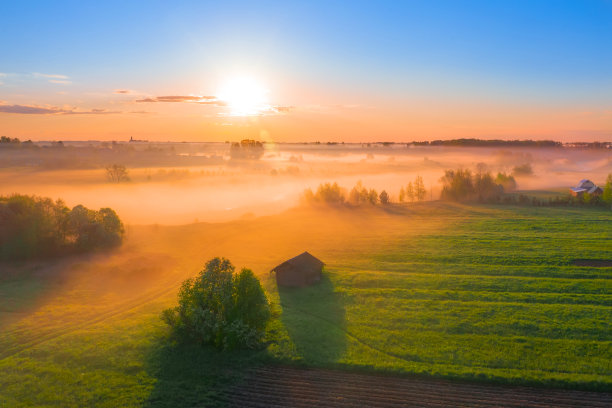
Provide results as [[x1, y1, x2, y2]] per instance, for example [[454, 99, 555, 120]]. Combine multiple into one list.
[[0, 203, 610, 407]]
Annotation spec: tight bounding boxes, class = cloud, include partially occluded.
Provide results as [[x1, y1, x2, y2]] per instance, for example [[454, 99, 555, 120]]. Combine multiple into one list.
[[0, 103, 123, 115], [32, 72, 69, 79], [0, 105, 63, 114], [136, 95, 225, 105], [49, 79, 72, 85], [272, 105, 294, 113], [114, 89, 136, 94]]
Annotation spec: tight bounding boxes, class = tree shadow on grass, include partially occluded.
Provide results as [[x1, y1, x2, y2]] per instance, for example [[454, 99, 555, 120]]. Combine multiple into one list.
[[277, 273, 347, 365], [144, 339, 269, 408]]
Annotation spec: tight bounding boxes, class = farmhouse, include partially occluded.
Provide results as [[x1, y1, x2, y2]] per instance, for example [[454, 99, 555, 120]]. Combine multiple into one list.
[[569, 179, 603, 197], [272, 252, 324, 287]]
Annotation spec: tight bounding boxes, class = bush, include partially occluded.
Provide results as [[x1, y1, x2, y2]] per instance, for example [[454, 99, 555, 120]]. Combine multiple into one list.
[[512, 163, 533, 176], [162, 257, 270, 350]]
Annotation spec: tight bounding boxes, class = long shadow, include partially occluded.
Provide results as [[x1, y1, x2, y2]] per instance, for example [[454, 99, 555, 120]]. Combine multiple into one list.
[[277, 273, 347, 365], [144, 339, 268, 407], [144, 273, 346, 406]]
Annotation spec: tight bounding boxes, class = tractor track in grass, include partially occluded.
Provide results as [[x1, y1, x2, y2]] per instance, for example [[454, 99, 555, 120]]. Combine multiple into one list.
[[0, 274, 185, 362], [222, 366, 612, 408]]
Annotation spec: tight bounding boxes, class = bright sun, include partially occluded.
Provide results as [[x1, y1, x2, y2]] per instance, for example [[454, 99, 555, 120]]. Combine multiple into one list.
[[217, 77, 269, 116]]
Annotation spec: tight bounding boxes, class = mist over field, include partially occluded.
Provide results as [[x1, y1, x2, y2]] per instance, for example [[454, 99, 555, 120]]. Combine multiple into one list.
[[1, 143, 610, 224]]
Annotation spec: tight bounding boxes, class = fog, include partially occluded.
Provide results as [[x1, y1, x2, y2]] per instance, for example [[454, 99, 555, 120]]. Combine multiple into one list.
[[0, 143, 610, 224]]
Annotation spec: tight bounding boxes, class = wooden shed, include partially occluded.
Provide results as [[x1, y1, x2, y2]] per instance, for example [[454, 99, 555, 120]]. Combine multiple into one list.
[[272, 252, 324, 287]]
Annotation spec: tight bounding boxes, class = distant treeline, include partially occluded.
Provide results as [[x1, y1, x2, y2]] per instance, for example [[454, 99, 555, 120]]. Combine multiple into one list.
[[0, 194, 124, 260], [409, 138, 562, 147], [440, 169, 612, 209], [0, 137, 223, 169]]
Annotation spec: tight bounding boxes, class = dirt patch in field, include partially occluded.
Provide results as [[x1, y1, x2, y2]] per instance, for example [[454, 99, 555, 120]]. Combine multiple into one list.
[[572, 259, 612, 267], [223, 366, 612, 408]]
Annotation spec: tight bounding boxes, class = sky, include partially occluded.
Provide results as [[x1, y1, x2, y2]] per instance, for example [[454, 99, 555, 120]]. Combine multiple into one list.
[[1, 0, 611, 142]]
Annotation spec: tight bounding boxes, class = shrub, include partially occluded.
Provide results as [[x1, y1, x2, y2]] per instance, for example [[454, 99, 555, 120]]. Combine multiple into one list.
[[512, 163, 533, 176], [163, 257, 270, 350]]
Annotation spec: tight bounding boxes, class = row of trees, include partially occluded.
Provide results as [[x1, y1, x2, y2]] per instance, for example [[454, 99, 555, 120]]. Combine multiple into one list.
[[399, 176, 427, 202], [229, 139, 265, 160], [0, 136, 36, 148], [0, 194, 124, 260], [303, 182, 394, 206], [439, 169, 509, 202]]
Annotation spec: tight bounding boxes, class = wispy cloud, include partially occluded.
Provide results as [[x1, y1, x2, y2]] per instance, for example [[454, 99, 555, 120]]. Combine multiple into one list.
[[272, 105, 294, 113], [31, 72, 71, 85], [136, 95, 224, 105], [0, 103, 124, 115], [114, 89, 136, 94], [48, 79, 72, 85], [32, 72, 69, 79]]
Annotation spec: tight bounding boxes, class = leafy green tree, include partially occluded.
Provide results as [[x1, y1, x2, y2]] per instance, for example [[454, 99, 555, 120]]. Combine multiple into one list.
[[163, 257, 270, 350], [0, 194, 124, 260], [496, 172, 517, 192], [440, 169, 475, 201]]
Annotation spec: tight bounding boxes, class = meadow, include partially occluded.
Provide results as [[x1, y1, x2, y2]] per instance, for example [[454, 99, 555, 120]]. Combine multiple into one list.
[[0, 203, 610, 406]]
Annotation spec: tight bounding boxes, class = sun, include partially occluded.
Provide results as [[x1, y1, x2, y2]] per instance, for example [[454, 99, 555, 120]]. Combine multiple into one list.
[[217, 76, 270, 116]]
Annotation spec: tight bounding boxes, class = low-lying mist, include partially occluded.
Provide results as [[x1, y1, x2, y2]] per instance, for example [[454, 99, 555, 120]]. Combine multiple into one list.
[[0, 144, 609, 224]]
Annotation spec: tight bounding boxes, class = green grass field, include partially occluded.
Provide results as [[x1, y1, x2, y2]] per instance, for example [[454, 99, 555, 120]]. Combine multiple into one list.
[[0, 203, 610, 406]]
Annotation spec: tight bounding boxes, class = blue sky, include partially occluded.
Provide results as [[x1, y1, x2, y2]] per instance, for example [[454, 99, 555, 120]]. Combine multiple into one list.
[[1, 1, 611, 141]]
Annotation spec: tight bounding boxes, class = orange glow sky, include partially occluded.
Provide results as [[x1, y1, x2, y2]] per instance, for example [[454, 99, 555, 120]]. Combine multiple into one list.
[[1, 2, 611, 142]]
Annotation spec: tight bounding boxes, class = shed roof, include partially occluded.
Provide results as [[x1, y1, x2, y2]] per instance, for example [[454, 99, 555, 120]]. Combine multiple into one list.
[[272, 251, 324, 272]]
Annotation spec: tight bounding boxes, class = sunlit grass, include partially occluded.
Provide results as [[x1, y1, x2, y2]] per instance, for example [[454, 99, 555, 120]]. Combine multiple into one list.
[[0, 203, 610, 406]]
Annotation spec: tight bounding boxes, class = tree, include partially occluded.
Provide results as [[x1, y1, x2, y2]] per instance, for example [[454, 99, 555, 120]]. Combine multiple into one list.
[[229, 139, 264, 160], [105, 164, 130, 183], [367, 189, 379, 205], [414, 175, 427, 201], [379, 190, 389, 204], [348, 181, 369, 205], [439, 169, 475, 201], [496, 172, 517, 192], [399, 187, 405, 202], [0, 194, 124, 260], [405, 182, 415, 202], [602, 174, 612, 208], [302, 182, 346, 205], [162, 257, 271, 350]]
